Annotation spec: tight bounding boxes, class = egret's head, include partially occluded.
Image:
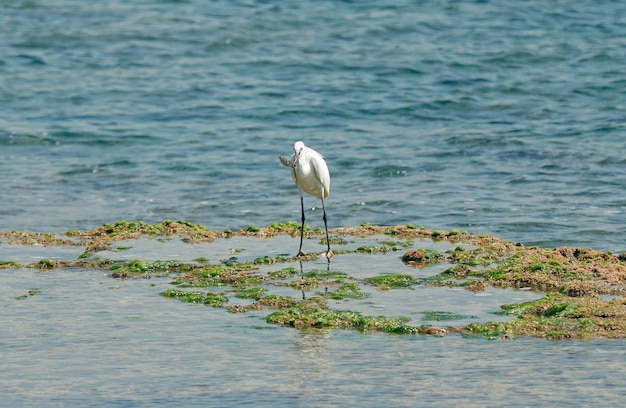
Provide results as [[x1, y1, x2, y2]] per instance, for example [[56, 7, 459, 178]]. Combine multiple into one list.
[[293, 141, 305, 162]]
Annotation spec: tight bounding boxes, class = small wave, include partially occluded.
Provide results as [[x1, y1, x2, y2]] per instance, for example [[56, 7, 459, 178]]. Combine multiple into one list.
[[371, 165, 410, 178]]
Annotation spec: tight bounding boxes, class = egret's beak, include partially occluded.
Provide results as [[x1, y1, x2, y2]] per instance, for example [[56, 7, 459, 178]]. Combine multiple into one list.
[[293, 148, 302, 164]]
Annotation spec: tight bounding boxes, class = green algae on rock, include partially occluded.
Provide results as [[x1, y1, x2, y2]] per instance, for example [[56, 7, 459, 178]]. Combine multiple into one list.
[[234, 287, 266, 300], [422, 310, 477, 322], [161, 289, 228, 307], [110, 259, 193, 278], [170, 263, 264, 288], [465, 294, 626, 339], [15, 289, 41, 301], [319, 282, 369, 300], [268, 267, 298, 279], [0, 260, 22, 269], [227, 295, 299, 313], [401, 248, 446, 263], [264, 299, 419, 334], [364, 273, 418, 290]]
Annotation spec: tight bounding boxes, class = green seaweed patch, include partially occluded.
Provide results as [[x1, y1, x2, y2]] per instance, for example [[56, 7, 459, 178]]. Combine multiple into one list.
[[446, 247, 490, 267], [228, 295, 299, 313], [466, 294, 626, 339], [380, 239, 414, 251], [110, 259, 193, 278], [268, 221, 301, 234], [497, 295, 583, 318], [356, 245, 389, 254], [0, 230, 80, 246], [466, 322, 513, 340], [496, 296, 553, 316], [423, 273, 456, 285], [36, 259, 56, 269], [425, 265, 469, 282], [254, 294, 299, 309], [423, 266, 487, 290], [422, 310, 476, 322], [161, 289, 228, 307], [16, 289, 41, 300], [302, 269, 348, 280], [102, 220, 160, 235], [265, 301, 418, 334], [320, 282, 369, 300], [464, 280, 488, 292], [401, 249, 446, 263], [471, 246, 626, 297], [245, 222, 313, 237], [290, 277, 335, 290], [25, 258, 115, 270], [0, 260, 22, 269], [268, 267, 298, 279], [235, 287, 266, 300], [543, 301, 582, 318], [81, 219, 221, 251], [364, 273, 418, 290], [327, 236, 349, 245], [78, 251, 94, 259], [253, 255, 291, 265], [172, 263, 263, 288], [444, 264, 472, 278]]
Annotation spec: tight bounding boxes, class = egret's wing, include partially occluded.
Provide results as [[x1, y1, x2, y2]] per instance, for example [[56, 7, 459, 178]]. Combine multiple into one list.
[[290, 167, 297, 185], [310, 154, 330, 199]]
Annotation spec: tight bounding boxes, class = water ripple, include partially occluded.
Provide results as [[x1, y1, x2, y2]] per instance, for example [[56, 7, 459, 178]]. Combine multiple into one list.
[[0, 0, 624, 252]]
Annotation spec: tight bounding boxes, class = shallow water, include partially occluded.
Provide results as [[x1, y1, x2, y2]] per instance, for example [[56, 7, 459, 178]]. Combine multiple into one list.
[[0, 234, 618, 406], [94, 233, 458, 262], [3, 265, 626, 407], [3, 233, 539, 325], [2, 1, 626, 405]]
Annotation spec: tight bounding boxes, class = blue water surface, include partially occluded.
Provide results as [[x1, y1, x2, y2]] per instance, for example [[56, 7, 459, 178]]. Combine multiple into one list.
[[1, 0, 625, 251]]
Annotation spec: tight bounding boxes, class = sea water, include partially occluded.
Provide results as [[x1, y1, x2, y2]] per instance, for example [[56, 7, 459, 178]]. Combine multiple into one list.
[[1, 0, 624, 251]]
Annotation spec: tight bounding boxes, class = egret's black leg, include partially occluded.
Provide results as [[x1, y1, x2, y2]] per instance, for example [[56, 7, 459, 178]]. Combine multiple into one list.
[[321, 197, 333, 259], [298, 195, 306, 257], [298, 259, 305, 300]]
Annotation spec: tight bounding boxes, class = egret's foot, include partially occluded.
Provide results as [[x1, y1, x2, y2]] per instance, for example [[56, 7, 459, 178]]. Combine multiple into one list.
[[297, 250, 306, 257], [278, 155, 297, 168], [325, 250, 334, 260]]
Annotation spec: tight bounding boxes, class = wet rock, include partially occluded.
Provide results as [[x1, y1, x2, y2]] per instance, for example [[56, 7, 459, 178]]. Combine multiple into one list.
[[401, 249, 445, 263]]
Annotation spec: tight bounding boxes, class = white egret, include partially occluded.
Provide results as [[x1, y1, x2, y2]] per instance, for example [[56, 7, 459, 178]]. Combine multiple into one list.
[[279, 141, 333, 259]]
